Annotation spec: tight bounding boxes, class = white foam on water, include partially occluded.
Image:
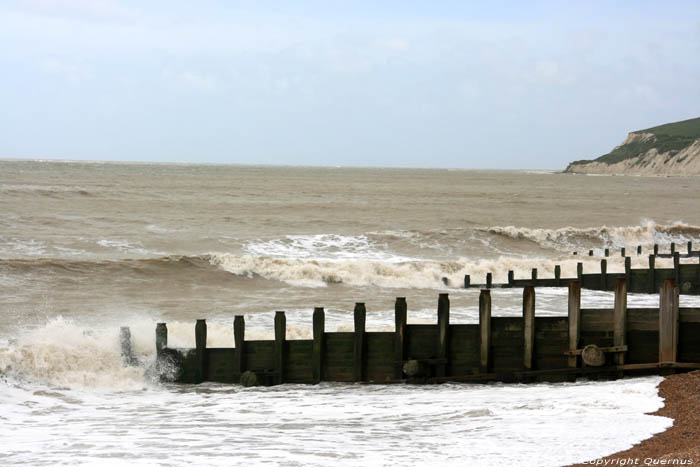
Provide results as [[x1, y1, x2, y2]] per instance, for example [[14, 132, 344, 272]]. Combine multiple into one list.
[[96, 239, 165, 256], [244, 233, 414, 261], [0, 375, 671, 467]]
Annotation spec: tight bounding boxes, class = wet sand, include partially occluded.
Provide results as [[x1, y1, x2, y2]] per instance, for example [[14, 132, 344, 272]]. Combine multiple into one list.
[[573, 371, 700, 465]]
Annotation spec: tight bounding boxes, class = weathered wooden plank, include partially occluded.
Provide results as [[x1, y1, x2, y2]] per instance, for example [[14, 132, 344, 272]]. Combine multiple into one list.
[[659, 279, 679, 364], [523, 286, 535, 370], [353, 302, 366, 382], [486, 273, 492, 289], [479, 289, 491, 373], [577, 262, 583, 281], [366, 332, 395, 382], [437, 293, 449, 377], [234, 315, 245, 376], [207, 348, 236, 383], [649, 255, 656, 293], [324, 333, 355, 382], [394, 297, 407, 379], [274, 311, 286, 385], [286, 340, 313, 383], [195, 319, 207, 384], [568, 280, 581, 368], [554, 265, 561, 286], [312, 307, 325, 384]]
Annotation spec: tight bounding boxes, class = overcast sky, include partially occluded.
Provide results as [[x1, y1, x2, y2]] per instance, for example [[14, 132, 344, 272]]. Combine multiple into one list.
[[1, 1, 699, 169]]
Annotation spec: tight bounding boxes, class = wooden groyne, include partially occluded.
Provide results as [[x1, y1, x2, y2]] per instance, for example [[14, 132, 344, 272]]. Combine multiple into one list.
[[141, 278, 700, 386], [465, 243, 700, 294]]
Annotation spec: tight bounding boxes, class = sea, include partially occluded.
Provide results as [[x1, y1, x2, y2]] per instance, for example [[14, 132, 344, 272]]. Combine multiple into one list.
[[2, 160, 700, 466]]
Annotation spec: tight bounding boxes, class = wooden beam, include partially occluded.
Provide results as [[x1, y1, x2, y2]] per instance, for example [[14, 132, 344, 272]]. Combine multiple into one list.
[[523, 286, 535, 370], [156, 322, 167, 354], [195, 319, 207, 384], [659, 279, 679, 364], [312, 307, 325, 384], [613, 279, 627, 378], [394, 297, 407, 379], [567, 281, 581, 369], [353, 302, 366, 382], [531, 268, 538, 283], [274, 311, 286, 385], [673, 252, 680, 286], [600, 259, 607, 289], [437, 293, 450, 377], [234, 315, 245, 376], [648, 255, 656, 293], [479, 289, 491, 373]]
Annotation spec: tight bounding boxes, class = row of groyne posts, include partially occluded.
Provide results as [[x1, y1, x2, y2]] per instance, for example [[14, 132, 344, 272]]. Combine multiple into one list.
[[464, 242, 700, 295], [116, 240, 700, 385]]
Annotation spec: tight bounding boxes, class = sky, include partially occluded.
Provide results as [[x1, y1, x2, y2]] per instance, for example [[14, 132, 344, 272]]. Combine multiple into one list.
[[1, 1, 699, 169]]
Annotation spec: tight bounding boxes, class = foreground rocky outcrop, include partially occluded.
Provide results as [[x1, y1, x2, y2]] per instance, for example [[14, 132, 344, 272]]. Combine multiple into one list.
[[566, 117, 700, 176]]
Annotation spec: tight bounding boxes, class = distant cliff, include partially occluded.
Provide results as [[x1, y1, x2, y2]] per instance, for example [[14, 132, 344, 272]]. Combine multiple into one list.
[[565, 117, 700, 176]]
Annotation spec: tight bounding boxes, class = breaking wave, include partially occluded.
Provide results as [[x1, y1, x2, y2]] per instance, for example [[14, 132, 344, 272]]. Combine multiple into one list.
[[484, 220, 700, 252]]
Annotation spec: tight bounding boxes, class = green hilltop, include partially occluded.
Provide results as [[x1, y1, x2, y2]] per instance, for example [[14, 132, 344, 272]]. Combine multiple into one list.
[[572, 117, 700, 166]]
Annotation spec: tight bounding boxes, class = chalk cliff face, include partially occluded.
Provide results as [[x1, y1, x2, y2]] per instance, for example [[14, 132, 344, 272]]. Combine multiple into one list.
[[565, 118, 700, 176]]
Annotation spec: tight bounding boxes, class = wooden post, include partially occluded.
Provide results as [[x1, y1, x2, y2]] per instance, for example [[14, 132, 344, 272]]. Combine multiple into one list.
[[671, 242, 676, 255], [479, 290, 491, 374], [523, 286, 535, 370], [156, 323, 167, 355], [234, 316, 245, 376], [659, 279, 680, 364], [120, 326, 135, 366], [621, 247, 626, 257], [508, 270, 514, 286], [589, 250, 594, 256], [613, 279, 627, 377], [155, 323, 168, 378], [673, 252, 680, 286], [531, 268, 538, 283], [604, 248, 609, 257], [464, 275, 470, 288], [688, 241, 693, 255], [624, 256, 632, 290], [394, 297, 407, 379], [654, 244, 659, 256], [195, 319, 207, 384], [312, 307, 325, 384], [567, 281, 581, 369], [437, 293, 450, 377], [274, 311, 286, 385], [554, 265, 561, 286], [600, 259, 607, 289], [648, 255, 656, 293], [353, 303, 366, 382], [577, 262, 583, 281], [637, 245, 642, 255], [486, 272, 492, 289]]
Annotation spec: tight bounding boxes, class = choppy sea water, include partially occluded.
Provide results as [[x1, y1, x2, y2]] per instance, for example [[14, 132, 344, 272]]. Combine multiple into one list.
[[2, 160, 700, 465]]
